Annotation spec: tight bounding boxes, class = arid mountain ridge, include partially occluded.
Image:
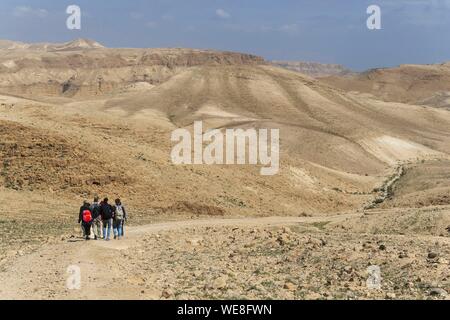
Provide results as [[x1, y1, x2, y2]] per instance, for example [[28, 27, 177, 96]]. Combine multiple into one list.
[[1, 38, 450, 217]]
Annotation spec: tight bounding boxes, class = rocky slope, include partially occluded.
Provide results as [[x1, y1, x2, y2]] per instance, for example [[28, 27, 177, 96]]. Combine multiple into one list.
[[0, 38, 104, 51], [271, 61, 355, 78], [0, 39, 265, 97]]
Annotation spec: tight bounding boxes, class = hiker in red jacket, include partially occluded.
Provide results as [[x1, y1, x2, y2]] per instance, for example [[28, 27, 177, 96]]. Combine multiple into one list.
[[78, 200, 93, 240]]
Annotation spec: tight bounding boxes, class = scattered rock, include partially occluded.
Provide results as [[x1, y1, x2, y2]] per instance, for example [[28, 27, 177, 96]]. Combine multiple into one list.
[[277, 234, 290, 246], [283, 282, 297, 291], [193, 270, 202, 278], [212, 275, 229, 289], [162, 289, 174, 299], [385, 293, 396, 299], [187, 237, 204, 246], [282, 227, 291, 234], [429, 288, 447, 297], [344, 266, 353, 274], [427, 252, 438, 259], [305, 292, 322, 300]]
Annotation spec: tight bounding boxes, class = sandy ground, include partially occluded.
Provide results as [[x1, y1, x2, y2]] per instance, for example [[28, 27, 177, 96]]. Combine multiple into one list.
[[0, 211, 449, 300]]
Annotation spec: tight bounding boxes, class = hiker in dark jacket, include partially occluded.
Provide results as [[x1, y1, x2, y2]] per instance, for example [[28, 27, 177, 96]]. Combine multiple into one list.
[[113, 198, 127, 240], [90, 196, 102, 240], [100, 198, 113, 241], [78, 200, 93, 240]]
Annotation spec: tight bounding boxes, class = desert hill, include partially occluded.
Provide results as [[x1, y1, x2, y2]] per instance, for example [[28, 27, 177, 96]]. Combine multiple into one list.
[[272, 60, 355, 78], [1, 40, 450, 219], [320, 63, 450, 109], [0, 40, 265, 97], [0, 38, 104, 51]]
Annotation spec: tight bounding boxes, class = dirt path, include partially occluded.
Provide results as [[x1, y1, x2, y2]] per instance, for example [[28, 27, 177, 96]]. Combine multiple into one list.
[[0, 215, 358, 300]]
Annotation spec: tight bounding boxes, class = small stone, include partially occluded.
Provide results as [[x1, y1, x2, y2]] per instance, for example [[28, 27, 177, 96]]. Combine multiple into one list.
[[187, 238, 204, 246], [162, 289, 173, 298], [428, 252, 438, 259], [379, 244, 386, 251], [282, 227, 291, 234], [283, 282, 297, 291], [344, 266, 353, 274], [212, 276, 228, 289], [305, 292, 322, 300], [429, 288, 447, 297], [277, 234, 290, 246], [193, 270, 202, 278], [385, 293, 396, 299]]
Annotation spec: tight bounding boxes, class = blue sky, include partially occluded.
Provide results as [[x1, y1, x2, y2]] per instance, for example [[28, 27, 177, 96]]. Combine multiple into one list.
[[0, 0, 449, 70]]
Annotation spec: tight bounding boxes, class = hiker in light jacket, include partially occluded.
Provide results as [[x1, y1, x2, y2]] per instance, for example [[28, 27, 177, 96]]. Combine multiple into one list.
[[90, 196, 102, 240]]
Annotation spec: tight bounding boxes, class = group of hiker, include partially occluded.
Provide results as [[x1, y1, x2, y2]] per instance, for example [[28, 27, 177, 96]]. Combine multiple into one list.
[[78, 197, 127, 241]]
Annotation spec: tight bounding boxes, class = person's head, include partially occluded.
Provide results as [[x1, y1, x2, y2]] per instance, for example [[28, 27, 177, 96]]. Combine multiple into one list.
[[115, 198, 121, 205], [103, 197, 108, 204], [94, 196, 99, 203], [83, 200, 89, 206]]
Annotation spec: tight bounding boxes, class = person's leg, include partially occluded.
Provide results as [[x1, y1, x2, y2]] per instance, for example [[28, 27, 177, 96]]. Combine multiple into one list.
[[97, 220, 101, 239], [99, 219, 104, 239], [121, 220, 125, 237], [83, 223, 90, 240], [113, 220, 118, 239], [117, 221, 123, 239], [92, 220, 97, 240], [92, 220, 97, 239], [102, 220, 107, 240], [106, 219, 112, 240]]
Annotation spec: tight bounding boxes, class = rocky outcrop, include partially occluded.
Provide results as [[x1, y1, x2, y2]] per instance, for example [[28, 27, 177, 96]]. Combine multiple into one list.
[[0, 40, 266, 97], [271, 60, 354, 78]]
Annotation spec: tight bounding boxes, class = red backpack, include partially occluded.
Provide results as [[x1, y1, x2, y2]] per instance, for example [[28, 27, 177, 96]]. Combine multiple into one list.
[[82, 209, 92, 223]]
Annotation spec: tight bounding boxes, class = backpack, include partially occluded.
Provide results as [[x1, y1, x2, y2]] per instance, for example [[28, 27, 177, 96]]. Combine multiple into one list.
[[82, 209, 92, 223], [115, 206, 124, 220], [91, 204, 100, 219], [101, 204, 113, 220]]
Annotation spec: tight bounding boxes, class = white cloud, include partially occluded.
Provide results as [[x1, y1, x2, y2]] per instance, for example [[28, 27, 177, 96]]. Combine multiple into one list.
[[13, 6, 48, 18], [145, 21, 158, 29], [216, 9, 231, 19]]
